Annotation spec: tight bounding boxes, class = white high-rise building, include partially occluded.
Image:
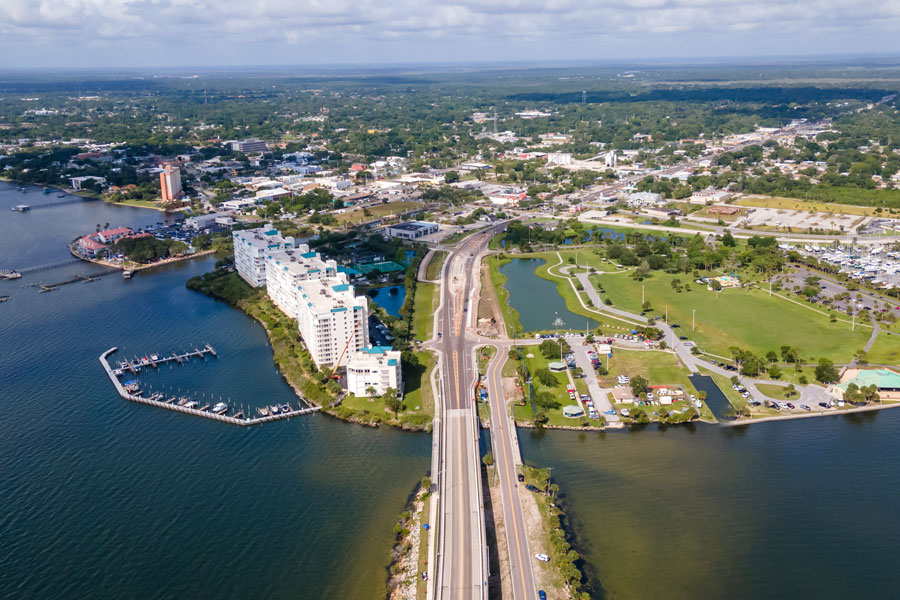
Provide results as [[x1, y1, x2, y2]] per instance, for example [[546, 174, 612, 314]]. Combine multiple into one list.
[[295, 277, 369, 367], [263, 245, 368, 367], [264, 247, 338, 320], [346, 346, 402, 397], [232, 226, 296, 287]]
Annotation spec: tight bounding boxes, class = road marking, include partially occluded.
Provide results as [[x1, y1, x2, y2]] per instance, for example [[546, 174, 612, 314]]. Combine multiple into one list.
[[453, 350, 465, 600], [491, 351, 530, 599]]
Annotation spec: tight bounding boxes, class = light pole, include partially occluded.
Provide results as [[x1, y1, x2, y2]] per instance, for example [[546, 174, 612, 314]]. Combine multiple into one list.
[[692, 309, 696, 331]]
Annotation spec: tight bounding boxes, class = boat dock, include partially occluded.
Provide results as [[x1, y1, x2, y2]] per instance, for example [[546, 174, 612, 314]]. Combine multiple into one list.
[[112, 344, 218, 375], [100, 348, 320, 426]]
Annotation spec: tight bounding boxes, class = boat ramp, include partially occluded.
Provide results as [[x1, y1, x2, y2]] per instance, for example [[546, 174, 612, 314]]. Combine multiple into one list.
[[100, 347, 320, 426]]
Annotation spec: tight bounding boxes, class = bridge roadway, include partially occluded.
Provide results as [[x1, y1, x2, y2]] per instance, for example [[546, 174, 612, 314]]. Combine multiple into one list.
[[433, 224, 507, 600]]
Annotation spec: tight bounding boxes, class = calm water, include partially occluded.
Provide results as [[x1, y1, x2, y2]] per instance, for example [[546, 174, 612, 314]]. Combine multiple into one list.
[[0, 184, 430, 599], [368, 285, 406, 318], [521, 413, 900, 599], [500, 258, 600, 332]]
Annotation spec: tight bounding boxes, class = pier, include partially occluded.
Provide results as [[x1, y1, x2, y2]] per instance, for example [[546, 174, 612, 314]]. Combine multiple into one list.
[[111, 344, 218, 375], [100, 348, 320, 426], [9, 196, 97, 211]]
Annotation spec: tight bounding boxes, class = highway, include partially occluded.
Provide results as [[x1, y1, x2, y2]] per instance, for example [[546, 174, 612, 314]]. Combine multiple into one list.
[[484, 346, 538, 600], [433, 225, 506, 600]]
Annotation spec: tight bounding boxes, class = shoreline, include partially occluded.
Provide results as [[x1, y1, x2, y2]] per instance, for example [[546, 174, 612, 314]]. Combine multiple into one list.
[[187, 269, 431, 432], [722, 401, 900, 427], [69, 242, 217, 273]]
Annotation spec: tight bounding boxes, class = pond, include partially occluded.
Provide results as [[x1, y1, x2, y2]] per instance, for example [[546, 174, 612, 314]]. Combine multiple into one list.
[[499, 258, 601, 332], [367, 285, 406, 317]]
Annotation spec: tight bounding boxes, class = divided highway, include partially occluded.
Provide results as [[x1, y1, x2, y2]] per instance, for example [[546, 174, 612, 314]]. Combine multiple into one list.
[[433, 226, 504, 600]]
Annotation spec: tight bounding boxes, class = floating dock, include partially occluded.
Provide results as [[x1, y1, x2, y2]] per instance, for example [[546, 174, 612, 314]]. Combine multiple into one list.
[[112, 344, 218, 375], [100, 347, 320, 426]]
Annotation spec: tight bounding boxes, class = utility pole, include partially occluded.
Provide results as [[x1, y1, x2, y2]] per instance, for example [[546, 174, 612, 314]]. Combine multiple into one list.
[[692, 309, 696, 331]]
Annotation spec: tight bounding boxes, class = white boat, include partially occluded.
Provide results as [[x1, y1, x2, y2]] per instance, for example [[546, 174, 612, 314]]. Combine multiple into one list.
[[212, 402, 228, 414]]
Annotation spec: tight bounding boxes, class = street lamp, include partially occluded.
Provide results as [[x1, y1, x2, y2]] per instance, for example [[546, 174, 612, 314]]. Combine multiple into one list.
[[692, 309, 696, 331]]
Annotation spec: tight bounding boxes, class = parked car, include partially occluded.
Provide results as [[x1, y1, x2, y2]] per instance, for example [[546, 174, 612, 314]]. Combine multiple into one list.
[[517, 473, 525, 482], [538, 591, 547, 600], [535, 553, 550, 563]]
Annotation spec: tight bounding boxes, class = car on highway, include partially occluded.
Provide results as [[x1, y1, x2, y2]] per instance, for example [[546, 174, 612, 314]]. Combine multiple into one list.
[[535, 553, 550, 562]]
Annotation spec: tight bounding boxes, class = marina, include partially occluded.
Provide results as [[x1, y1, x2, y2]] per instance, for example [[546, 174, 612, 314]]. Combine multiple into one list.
[[100, 347, 321, 425]]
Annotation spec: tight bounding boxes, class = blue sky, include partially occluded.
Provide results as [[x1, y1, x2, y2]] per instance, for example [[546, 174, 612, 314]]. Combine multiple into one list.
[[1, 0, 899, 68]]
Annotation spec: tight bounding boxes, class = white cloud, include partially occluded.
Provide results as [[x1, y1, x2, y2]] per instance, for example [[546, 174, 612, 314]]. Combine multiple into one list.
[[0, 0, 899, 67]]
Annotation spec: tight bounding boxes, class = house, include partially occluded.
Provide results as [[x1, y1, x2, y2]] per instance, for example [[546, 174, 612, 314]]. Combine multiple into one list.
[[611, 387, 636, 404], [626, 192, 665, 207]]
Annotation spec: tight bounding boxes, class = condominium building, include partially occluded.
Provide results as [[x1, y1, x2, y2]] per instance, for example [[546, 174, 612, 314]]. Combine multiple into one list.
[[295, 277, 369, 367], [232, 226, 297, 287], [160, 166, 183, 202], [264, 247, 338, 319], [346, 346, 402, 397]]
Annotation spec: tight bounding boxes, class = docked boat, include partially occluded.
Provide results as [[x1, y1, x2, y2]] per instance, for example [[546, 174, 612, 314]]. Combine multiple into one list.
[[281, 404, 291, 413], [123, 270, 134, 280], [184, 401, 199, 409], [177, 397, 189, 406], [0, 296, 9, 302], [270, 404, 280, 415], [0, 270, 22, 279], [212, 402, 228, 415], [258, 407, 270, 417]]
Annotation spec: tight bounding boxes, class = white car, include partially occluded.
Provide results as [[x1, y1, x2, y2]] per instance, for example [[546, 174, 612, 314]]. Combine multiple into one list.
[[535, 553, 550, 563]]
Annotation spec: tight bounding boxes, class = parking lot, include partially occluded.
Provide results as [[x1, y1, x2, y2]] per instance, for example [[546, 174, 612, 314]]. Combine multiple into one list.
[[739, 207, 866, 232]]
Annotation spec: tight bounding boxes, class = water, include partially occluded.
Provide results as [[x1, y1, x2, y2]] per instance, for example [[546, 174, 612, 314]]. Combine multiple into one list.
[[520, 413, 900, 599], [690, 374, 735, 419], [499, 258, 601, 332], [367, 285, 406, 317], [0, 185, 431, 599]]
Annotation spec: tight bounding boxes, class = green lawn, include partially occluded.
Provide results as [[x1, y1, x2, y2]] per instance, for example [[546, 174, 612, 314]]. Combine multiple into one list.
[[755, 383, 799, 401], [486, 256, 521, 338], [604, 348, 716, 421], [425, 250, 447, 281], [339, 351, 435, 429], [476, 345, 496, 374], [597, 270, 897, 363], [413, 282, 437, 341]]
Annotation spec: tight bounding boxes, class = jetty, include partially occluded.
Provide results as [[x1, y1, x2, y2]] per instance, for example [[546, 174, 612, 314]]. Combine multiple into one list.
[[100, 348, 320, 426]]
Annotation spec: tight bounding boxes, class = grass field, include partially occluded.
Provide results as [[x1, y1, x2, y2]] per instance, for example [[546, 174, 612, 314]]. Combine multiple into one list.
[[425, 250, 447, 281], [735, 195, 882, 217], [333, 200, 425, 225], [596, 269, 897, 363], [413, 282, 437, 341], [402, 351, 436, 418], [486, 256, 521, 338]]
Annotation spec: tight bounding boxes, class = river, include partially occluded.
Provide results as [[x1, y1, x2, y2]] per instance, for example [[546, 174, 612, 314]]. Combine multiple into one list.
[[520, 411, 900, 599], [0, 183, 430, 599]]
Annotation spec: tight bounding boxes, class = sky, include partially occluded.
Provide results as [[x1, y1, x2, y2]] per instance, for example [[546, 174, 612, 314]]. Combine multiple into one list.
[[1, 0, 900, 69]]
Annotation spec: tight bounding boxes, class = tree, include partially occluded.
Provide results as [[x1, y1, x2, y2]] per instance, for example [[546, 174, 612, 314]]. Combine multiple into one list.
[[815, 358, 840, 384], [366, 386, 377, 398], [630, 375, 649, 397], [482, 452, 494, 467], [444, 170, 460, 184], [722, 231, 736, 247], [768, 365, 782, 379], [534, 368, 559, 388], [421, 476, 432, 491]]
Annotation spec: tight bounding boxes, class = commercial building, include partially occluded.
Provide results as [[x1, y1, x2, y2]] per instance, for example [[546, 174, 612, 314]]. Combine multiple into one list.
[[160, 166, 183, 202], [184, 212, 234, 230], [232, 226, 298, 287], [346, 346, 402, 396], [96, 227, 134, 244], [385, 221, 439, 240], [626, 192, 666, 207], [69, 176, 107, 190], [230, 139, 268, 153]]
